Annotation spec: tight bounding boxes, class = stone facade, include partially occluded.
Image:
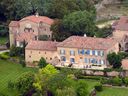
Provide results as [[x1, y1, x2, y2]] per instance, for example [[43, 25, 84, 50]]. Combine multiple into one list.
[[25, 49, 57, 67], [9, 15, 54, 47], [57, 41, 119, 70], [25, 36, 119, 70]]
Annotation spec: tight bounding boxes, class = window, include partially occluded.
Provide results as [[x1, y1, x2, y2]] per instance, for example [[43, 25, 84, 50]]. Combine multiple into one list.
[[46, 57, 47, 59], [70, 50, 75, 56], [99, 60, 101, 64], [90, 58, 95, 64], [45, 52, 46, 54], [85, 50, 90, 55], [78, 49, 84, 54], [61, 56, 66, 61], [92, 50, 95, 55], [50, 58, 52, 60], [95, 50, 98, 56], [31, 51, 32, 53], [99, 60, 104, 64], [39, 52, 40, 54], [84, 58, 88, 63], [60, 49, 65, 55], [98, 50, 104, 56], [95, 59, 98, 64], [70, 58, 75, 63], [98, 51, 101, 56], [101, 60, 105, 64], [90, 50, 92, 55], [29, 56, 31, 58], [100, 51, 104, 56]]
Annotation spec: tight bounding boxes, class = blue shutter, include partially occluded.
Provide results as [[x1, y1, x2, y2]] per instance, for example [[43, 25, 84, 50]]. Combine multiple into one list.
[[82, 49, 84, 55]]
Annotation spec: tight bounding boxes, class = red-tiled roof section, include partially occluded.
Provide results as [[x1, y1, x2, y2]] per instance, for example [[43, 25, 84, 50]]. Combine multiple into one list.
[[9, 21, 19, 27], [20, 15, 54, 25], [26, 41, 58, 51], [122, 59, 128, 70], [57, 36, 117, 50], [112, 16, 128, 31], [16, 32, 36, 42]]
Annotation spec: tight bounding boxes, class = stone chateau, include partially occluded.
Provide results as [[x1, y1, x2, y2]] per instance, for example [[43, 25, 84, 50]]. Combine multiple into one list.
[[9, 15, 128, 70]]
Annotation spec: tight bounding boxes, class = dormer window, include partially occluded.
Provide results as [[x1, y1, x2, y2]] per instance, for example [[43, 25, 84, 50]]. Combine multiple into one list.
[[24, 23, 32, 32]]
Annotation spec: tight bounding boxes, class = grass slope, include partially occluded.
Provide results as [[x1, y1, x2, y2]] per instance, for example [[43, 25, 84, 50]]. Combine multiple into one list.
[[82, 79, 128, 96], [0, 60, 37, 96], [97, 87, 128, 96]]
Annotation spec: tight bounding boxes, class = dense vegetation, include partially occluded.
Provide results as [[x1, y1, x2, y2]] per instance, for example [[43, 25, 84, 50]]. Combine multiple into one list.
[[107, 52, 128, 68], [0, 0, 111, 42]]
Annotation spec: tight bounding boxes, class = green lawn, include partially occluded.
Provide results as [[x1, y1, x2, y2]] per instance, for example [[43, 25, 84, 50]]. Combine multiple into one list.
[[0, 59, 37, 96], [0, 37, 8, 45], [97, 87, 128, 96], [83, 79, 128, 96]]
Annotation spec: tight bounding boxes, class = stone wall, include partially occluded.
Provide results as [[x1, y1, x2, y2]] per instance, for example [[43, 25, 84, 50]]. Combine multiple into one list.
[[82, 69, 128, 77]]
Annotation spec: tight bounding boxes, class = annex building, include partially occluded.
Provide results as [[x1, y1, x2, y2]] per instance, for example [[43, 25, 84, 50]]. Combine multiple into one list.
[[9, 14, 54, 47], [25, 36, 119, 70]]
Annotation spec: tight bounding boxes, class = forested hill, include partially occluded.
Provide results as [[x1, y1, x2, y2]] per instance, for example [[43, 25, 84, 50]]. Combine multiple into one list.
[[0, 0, 128, 41]]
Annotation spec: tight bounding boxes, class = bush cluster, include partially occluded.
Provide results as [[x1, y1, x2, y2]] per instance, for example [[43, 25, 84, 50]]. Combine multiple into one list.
[[101, 77, 122, 86], [94, 83, 103, 92], [19, 58, 26, 67], [0, 52, 10, 60]]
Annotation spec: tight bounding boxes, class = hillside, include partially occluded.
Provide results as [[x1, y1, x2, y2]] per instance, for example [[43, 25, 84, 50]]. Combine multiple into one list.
[[96, 0, 128, 20]]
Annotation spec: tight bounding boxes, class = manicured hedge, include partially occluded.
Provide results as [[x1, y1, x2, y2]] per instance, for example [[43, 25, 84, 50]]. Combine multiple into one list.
[[101, 77, 122, 86]]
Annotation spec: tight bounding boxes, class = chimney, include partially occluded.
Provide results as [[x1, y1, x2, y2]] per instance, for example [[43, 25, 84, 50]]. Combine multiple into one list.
[[35, 12, 39, 17], [84, 34, 87, 37]]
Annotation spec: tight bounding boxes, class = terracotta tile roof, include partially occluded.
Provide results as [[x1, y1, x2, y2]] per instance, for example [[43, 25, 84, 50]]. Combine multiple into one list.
[[122, 59, 128, 70], [9, 21, 19, 27], [57, 36, 118, 50], [26, 41, 58, 51], [16, 32, 36, 43], [20, 15, 54, 25], [112, 16, 128, 31]]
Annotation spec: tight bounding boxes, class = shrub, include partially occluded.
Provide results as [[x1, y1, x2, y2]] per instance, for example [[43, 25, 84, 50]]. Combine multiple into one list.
[[0, 93, 6, 96], [15, 72, 35, 95], [19, 59, 26, 67], [79, 76, 103, 80], [111, 77, 122, 86], [0, 52, 10, 60], [94, 83, 103, 92], [8, 80, 15, 89], [9, 45, 23, 57], [124, 77, 128, 86], [38, 57, 47, 68]]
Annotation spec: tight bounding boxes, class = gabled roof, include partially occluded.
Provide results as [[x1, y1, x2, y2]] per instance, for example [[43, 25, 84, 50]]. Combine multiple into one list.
[[26, 41, 58, 51], [9, 21, 19, 27], [20, 15, 54, 25], [57, 36, 118, 50]]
